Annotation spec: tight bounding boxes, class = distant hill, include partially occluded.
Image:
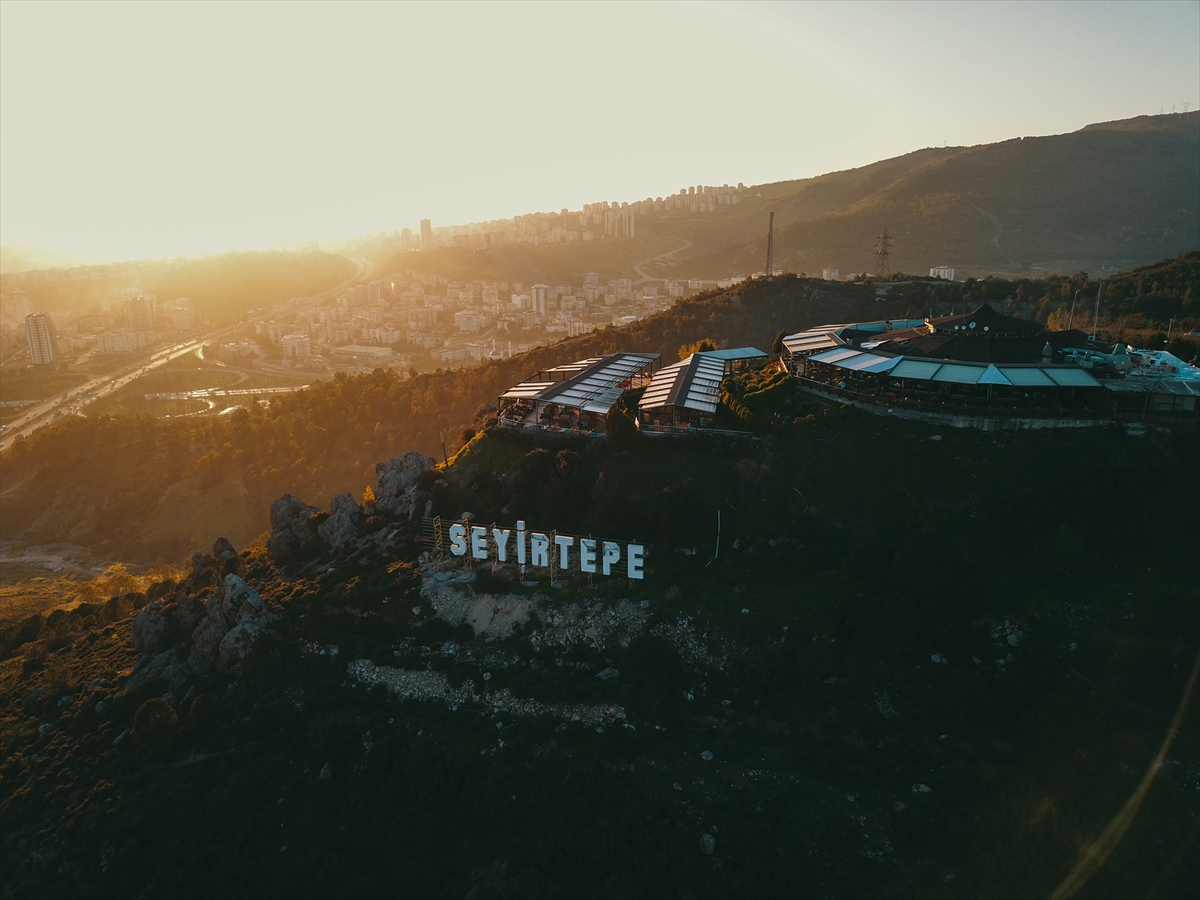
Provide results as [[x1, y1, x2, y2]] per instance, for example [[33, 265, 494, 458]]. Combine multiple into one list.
[[0, 251, 356, 323], [378, 112, 1199, 285]]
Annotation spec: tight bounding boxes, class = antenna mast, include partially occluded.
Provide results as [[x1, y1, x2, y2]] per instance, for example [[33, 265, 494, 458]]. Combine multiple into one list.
[[765, 211, 775, 280], [874, 227, 892, 278]]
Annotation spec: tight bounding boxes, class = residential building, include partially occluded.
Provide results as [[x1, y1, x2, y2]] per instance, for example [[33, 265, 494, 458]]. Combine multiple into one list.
[[281, 334, 311, 357], [24, 312, 55, 364], [420, 219, 433, 250]]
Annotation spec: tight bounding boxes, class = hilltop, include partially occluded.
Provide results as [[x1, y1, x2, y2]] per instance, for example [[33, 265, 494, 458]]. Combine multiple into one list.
[[2, 257, 1198, 568], [0, 413, 1196, 898], [379, 112, 1199, 285]]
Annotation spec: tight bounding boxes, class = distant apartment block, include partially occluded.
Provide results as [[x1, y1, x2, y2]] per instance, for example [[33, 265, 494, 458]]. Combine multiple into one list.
[[281, 334, 311, 357], [822, 268, 840, 282], [420, 219, 433, 250], [332, 344, 393, 367], [24, 312, 55, 364], [123, 292, 156, 330], [930, 265, 955, 281], [168, 297, 198, 331], [98, 329, 154, 354]]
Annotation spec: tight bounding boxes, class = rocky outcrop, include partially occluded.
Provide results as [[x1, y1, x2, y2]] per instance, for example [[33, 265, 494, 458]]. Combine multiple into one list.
[[374, 452, 436, 518], [266, 493, 324, 565], [318, 493, 361, 548], [131, 593, 207, 655], [187, 574, 276, 671]]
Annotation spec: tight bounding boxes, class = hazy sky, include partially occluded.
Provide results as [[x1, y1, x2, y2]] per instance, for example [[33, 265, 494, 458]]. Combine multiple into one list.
[[1, 0, 1197, 261]]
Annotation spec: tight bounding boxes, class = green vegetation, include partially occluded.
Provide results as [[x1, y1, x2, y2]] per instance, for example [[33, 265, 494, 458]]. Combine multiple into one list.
[[0, 416, 1195, 898]]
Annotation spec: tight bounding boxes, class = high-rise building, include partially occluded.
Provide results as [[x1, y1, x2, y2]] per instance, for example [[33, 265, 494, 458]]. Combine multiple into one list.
[[420, 219, 433, 250], [124, 293, 156, 330], [25, 313, 56, 364]]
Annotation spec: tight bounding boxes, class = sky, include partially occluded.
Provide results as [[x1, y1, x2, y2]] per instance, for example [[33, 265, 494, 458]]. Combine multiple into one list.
[[1, 0, 1197, 261]]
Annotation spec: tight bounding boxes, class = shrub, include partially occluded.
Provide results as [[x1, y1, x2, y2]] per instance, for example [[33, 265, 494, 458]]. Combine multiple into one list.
[[132, 698, 178, 749]]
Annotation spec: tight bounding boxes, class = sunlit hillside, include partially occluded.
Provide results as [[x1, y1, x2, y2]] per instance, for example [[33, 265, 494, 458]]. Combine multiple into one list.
[[377, 112, 1199, 285]]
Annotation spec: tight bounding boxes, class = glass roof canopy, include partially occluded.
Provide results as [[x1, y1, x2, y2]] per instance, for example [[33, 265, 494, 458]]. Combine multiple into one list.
[[805, 347, 1103, 388], [500, 353, 660, 414]]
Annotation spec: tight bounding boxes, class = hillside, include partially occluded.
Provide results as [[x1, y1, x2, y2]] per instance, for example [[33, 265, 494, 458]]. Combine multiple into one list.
[[378, 112, 1199, 285], [0, 251, 356, 323], [0, 417, 1196, 898], [3, 258, 1198, 568]]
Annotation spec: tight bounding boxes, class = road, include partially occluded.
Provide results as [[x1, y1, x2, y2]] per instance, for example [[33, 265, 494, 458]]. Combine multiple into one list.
[[630, 237, 692, 285], [0, 257, 370, 452]]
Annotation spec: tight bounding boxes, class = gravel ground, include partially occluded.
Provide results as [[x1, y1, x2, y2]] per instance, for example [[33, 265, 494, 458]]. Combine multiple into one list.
[[347, 659, 627, 726]]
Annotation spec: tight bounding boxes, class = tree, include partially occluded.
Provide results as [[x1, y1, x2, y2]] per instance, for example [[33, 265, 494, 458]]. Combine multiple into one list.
[[678, 338, 717, 360], [605, 403, 640, 450], [771, 329, 787, 356]]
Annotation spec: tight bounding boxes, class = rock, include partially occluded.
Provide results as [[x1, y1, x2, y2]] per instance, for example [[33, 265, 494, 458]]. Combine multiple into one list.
[[700, 834, 716, 855], [132, 603, 175, 654], [930, 653, 948, 665], [112, 729, 129, 746], [125, 648, 183, 693], [174, 594, 206, 631], [1007, 632, 1020, 646], [318, 493, 361, 548], [213, 574, 270, 627], [894, 801, 906, 811], [21, 688, 46, 712], [88, 677, 111, 693], [188, 618, 226, 669], [595, 667, 619, 681], [217, 621, 264, 670], [374, 452, 436, 518], [319, 763, 332, 780], [38, 722, 53, 736], [212, 536, 237, 563], [95, 701, 108, 715], [912, 783, 932, 794], [266, 493, 324, 565], [700, 750, 714, 761], [189, 574, 274, 669]]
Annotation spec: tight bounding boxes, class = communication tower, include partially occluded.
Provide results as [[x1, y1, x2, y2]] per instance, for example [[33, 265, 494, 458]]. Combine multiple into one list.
[[765, 211, 775, 280], [874, 227, 892, 278]]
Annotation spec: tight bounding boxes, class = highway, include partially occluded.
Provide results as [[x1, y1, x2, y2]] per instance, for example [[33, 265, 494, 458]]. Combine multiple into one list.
[[630, 237, 692, 285], [0, 256, 370, 452]]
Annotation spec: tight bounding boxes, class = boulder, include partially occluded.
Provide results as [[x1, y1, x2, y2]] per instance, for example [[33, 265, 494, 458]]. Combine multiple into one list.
[[217, 620, 264, 670], [174, 594, 207, 631], [187, 618, 226, 669], [188, 551, 216, 590], [319, 493, 361, 548], [374, 452, 436, 518], [188, 574, 276, 669], [212, 574, 269, 627], [266, 493, 324, 565], [212, 536, 237, 564], [132, 603, 176, 654]]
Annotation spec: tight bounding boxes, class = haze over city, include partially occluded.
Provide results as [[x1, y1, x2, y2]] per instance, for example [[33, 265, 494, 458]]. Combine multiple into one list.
[[1, 0, 1197, 261]]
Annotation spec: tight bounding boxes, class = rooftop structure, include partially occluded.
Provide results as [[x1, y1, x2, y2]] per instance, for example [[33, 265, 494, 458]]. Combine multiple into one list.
[[638, 348, 766, 432], [783, 306, 1198, 428], [498, 353, 659, 435]]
